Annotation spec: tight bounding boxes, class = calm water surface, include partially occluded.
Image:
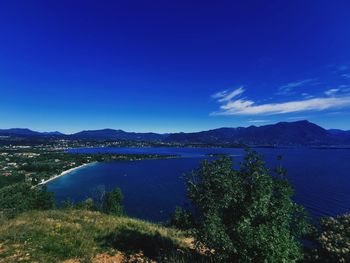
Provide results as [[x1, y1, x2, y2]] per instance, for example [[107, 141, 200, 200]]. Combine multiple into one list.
[[47, 147, 350, 221]]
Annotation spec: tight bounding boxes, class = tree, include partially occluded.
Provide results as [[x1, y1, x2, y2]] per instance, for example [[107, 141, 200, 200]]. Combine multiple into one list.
[[0, 183, 54, 217], [0, 173, 24, 188], [89, 184, 107, 211], [75, 198, 96, 211], [170, 206, 194, 230], [186, 150, 311, 262], [305, 213, 350, 263], [102, 187, 124, 216]]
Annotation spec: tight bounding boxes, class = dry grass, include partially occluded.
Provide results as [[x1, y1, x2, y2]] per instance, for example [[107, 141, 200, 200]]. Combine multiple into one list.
[[0, 209, 194, 263]]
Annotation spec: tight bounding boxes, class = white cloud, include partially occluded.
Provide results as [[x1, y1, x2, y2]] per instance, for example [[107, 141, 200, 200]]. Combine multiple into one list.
[[325, 88, 339, 96], [248, 119, 270, 123], [279, 78, 317, 90], [211, 87, 244, 102], [275, 78, 320, 96], [288, 116, 308, 120], [342, 73, 350, 79], [212, 90, 228, 99], [211, 88, 350, 116], [301, 93, 314, 99]]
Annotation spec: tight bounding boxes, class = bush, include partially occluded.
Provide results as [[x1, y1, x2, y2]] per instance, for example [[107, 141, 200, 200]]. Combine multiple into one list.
[[59, 187, 124, 215], [170, 206, 194, 230], [60, 198, 74, 209], [102, 187, 124, 216], [75, 198, 96, 211], [186, 150, 311, 262], [0, 173, 25, 188], [0, 183, 54, 217], [305, 213, 350, 263]]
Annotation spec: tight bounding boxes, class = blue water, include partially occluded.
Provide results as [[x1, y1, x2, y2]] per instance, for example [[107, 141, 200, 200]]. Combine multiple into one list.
[[47, 147, 350, 222]]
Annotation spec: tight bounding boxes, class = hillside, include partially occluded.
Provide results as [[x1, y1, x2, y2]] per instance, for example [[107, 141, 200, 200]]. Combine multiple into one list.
[[0, 129, 42, 137], [0, 129, 64, 138], [164, 120, 338, 146], [72, 129, 165, 142], [0, 210, 198, 263]]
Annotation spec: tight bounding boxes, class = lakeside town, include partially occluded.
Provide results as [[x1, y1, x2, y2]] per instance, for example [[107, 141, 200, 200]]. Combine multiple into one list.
[[0, 137, 177, 189]]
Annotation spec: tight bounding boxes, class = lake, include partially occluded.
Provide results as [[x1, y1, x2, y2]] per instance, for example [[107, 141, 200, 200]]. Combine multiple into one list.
[[47, 147, 350, 222]]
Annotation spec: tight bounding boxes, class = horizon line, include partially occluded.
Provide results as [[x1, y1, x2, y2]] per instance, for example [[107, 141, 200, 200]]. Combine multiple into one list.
[[0, 120, 348, 135]]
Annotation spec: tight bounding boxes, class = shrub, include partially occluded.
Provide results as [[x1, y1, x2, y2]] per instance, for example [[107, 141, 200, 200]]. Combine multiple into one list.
[[75, 198, 96, 211], [60, 198, 74, 209], [0, 183, 54, 217], [102, 187, 124, 215], [170, 206, 194, 230], [0, 173, 25, 188], [305, 213, 350, 263], [186, 150, 311, 262]]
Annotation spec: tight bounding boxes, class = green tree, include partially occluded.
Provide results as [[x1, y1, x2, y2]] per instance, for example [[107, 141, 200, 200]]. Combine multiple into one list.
[[186, 150, 311, 262], [170, 206, 194, 230], [102, 187, 124, 215], [0, 173, 24, 188], [0, 183, 54, 217], [305, 213, 350, 263], [75, 198, 96, 211], [61, 198, 74, 209]]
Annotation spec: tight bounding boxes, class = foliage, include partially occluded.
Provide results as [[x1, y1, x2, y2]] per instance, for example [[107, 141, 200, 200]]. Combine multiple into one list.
[[59, 187, 124, 215], [305, 213, 350, 263], [0, 173, 25, 188], [102, 187, 124, 216], [0, 183, 54, 217], [88, 184, 107, 211], [75, 198, 96, 211], [186, 150, 312, 262], [60, 198, 75, 209], [170, 206, 194, 230]]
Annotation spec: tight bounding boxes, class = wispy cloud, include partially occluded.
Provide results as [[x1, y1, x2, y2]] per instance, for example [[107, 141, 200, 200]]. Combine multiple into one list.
[[212, 86, 244, 102], [211, 88, 350, 116], [325, 88, 339, 96], [301, 92, 314, 99], [288, 116, 308, 120], [277, 78, 318, 95], [280, 78, 318, 90], [342, 73, 350, 79], [248, 119, 270, 123]]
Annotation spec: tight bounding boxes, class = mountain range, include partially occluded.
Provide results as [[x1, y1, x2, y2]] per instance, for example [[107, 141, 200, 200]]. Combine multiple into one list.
[[0, 128, 64, 137], [1, 121, 350, 146]]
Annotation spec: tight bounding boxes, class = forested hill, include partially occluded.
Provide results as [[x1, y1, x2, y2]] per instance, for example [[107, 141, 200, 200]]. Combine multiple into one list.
[[1, 120, 350, 146]]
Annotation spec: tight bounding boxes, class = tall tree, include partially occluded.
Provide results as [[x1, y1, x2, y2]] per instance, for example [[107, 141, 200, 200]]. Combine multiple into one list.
[[186, 150, 311, 262], [102, 187, 124, 216]]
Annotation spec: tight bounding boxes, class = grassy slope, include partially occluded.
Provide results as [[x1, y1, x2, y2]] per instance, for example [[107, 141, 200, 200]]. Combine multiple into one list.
[[0, 209, 196, 263]]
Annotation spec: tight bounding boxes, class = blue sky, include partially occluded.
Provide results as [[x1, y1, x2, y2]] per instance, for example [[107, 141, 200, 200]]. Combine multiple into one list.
[[1, 0, 350, 133]]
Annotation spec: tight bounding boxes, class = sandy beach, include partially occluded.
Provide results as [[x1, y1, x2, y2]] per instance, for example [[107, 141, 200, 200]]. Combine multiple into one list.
[[37, 162, 96, 186]]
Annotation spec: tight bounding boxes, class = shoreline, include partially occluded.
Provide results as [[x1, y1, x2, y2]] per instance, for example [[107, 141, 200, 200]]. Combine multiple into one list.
[[37, 162, 97, 186]]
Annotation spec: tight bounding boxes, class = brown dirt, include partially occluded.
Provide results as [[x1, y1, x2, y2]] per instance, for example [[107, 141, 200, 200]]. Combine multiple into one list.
[[92, 253, 124, 263], [62, 252, 156, 263], [62, 260, 80, 263]]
